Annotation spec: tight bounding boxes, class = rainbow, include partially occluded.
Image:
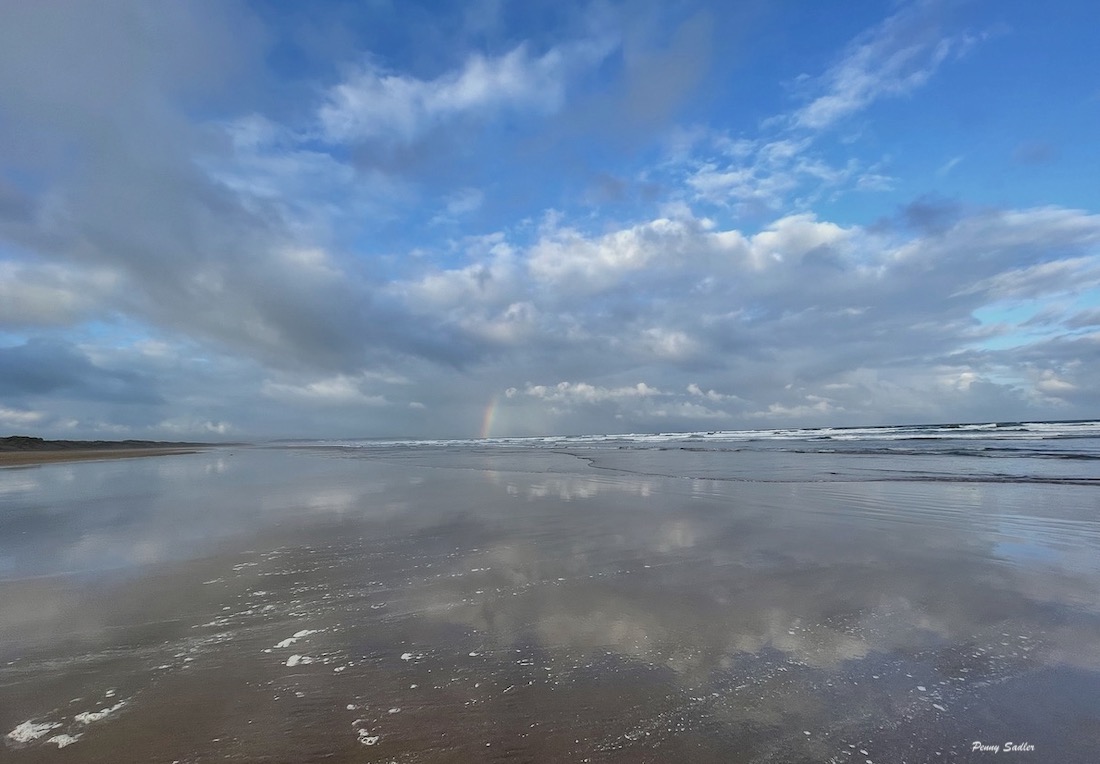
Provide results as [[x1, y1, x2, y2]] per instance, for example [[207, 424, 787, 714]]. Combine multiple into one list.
[[479, 394, 498, 439]]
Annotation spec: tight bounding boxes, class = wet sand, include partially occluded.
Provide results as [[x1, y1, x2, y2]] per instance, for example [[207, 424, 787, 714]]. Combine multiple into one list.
[[2, 446, 1099, 762], [0, 448, 203, 467]]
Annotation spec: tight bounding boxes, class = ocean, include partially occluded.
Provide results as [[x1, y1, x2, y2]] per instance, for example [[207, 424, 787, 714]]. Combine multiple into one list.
[[302, 418, 1100, 484], [2, 420, 1099, 761]]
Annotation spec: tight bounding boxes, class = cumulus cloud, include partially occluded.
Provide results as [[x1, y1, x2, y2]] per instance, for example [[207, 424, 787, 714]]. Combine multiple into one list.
[[687, 384, 739, 403], [527, 215, 729, 290], [1034, 369, 1076, 396], [380, 193, 1100, 435], [450, 201, 1100, 432]]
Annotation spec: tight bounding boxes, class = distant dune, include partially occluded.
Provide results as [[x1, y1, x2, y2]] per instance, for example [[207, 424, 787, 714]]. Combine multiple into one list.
[[0, 436, 222, 466], [0, 436, 212, 452]]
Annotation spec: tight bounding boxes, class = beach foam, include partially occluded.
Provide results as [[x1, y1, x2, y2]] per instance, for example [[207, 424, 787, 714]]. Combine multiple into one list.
[[47, 733, 81, 748], [274, 629, 318, 649], [7, 720, 61, 744], [75, 699, 127, 724]]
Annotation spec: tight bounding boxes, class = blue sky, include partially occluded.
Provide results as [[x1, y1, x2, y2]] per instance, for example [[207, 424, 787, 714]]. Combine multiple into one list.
[[1, 0, 1098, 439]]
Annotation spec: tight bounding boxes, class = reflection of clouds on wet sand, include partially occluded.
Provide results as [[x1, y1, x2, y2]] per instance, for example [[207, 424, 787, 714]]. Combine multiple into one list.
[[2, 445, 1100, 761], [410, 466, 1100, 687], [0, 472, 42, 496], [483, 467, 656, 503], [0, 449, 424, 578]]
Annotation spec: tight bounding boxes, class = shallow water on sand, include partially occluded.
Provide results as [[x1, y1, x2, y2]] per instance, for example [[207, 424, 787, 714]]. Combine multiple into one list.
[[2, 444, 1099, 762]]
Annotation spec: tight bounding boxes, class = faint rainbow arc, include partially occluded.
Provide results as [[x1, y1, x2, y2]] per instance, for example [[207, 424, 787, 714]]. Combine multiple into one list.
[[479, 394, 498, 439]]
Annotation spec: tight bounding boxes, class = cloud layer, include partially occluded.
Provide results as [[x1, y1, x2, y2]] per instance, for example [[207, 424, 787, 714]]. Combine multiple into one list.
[[0, 0, 1097, 439]]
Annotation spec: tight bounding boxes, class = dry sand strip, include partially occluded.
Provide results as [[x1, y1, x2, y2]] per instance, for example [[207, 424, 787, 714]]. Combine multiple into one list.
[[0, 447, 205, 467]]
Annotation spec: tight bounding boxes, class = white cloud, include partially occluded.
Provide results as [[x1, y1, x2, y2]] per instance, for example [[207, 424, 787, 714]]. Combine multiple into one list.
[[209, 115, 415, 237], [1, 1, 1097, 439], [445, 187, 484, 217], [460, 301, 540, 345], [793, 2, 977, 131], [262, 375, 388, 407], [687, 384, 739, 403], [750, 395, 839, 420], [747, 213, 850, 268], [393, 236, 519, 312], [429, 187, 487, 226], [0, 262, 119, 328], [527, 216, 744, 290], [452, 201, 1100, 430], [280, 247, 340, 279], [960, 257, 1100, 301], [651, 401, 732, 420], [318, 39, 613, 145], [387, 200, 1100, 422], [636, 328, 701, 361], [1034, 370, 1077, 396], [522, 381, 661, 405], [670, 4, 986, 215], [157, 418, 234, 436], [0, 406, 44, 427], [682, 134, 882, 212], [855, 172, 895, 192], [936, 155, 965, 176], [688, 162, 795, 209], [937, 368, 981, 392]]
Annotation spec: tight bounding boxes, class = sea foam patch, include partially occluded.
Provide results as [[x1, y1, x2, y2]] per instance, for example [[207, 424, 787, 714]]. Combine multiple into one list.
[[273, 629, 319, 649], [74, 699, 127, 724], [7, 720, 61, 744], [47, 733, 81, 748]]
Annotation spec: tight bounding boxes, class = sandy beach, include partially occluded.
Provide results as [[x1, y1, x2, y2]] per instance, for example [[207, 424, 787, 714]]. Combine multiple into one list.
[[2, 439, 1099, 762], [0, 437, 212, 468], [0, 448, 204, 467]]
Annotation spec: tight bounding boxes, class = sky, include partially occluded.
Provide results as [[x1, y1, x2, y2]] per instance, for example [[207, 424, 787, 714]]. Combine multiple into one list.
[[1, 0, 1099, 441]]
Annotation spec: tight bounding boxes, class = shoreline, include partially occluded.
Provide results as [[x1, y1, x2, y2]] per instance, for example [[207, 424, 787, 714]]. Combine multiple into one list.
[[0, 447, 207, 467]]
